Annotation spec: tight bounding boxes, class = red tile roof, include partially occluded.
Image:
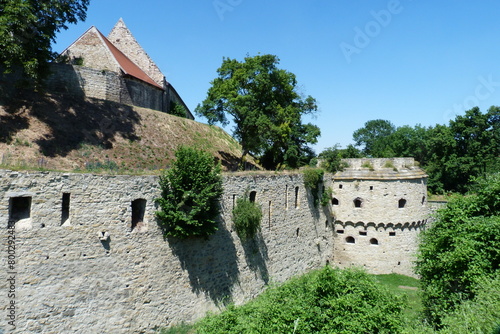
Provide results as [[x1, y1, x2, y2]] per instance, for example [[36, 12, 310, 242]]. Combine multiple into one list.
[[96, 29, 163, 90]]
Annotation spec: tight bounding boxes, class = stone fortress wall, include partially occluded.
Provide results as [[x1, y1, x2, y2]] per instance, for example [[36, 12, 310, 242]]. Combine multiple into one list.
[[0, 159, 430, 333]]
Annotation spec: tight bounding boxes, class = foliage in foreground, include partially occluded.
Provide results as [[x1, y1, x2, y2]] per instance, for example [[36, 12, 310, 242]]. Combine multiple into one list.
[[196, 267, 405, 334], [155, 146, 223, 238], [232, 191, 262, 241], [415, 173, 500, 326]]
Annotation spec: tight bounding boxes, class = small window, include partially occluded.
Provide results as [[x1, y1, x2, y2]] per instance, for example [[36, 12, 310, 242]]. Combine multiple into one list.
[[131, 199, 146, 231], [354, 198, 362, 208], [249, 191, 257, 203], [369, 186, 373, 190], [61, 193, 70, 225], [370, 238, 379, 245], [294, 186, 299, 208], [359, 231, 367, 236], [336, 229, 345, 234], [9, 196, 32, 226], [422, 196, 426, 205], [389, 231, 396, 236], [346, 236, 355, 244], [296, 227, 300, 237], [398, 198, 407, 208], [332, 198, 339, 205], [339, 184, 343, 189]]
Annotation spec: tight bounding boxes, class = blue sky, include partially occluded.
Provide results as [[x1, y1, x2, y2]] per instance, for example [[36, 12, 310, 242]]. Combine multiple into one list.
[[53, 0, 500, 153]]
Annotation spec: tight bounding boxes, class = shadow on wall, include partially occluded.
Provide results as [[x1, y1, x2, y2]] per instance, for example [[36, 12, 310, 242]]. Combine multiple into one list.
[[166, 220, 240, 306], [241, 232, 269, 284], [0, 75, 141, 156]]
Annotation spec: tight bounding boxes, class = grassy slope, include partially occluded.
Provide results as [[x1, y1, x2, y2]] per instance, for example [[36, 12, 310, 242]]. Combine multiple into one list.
[[0, 91, 254, 173]]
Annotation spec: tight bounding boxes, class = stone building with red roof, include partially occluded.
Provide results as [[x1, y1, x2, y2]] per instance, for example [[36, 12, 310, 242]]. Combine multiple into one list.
[[50, 19, 193, 119]]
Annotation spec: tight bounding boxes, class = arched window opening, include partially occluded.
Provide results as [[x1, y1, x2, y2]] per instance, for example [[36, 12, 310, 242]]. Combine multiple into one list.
[[332, 198, 339, 205], [398, 198, 407, 208], [249, 191, 257, 203], [354, 198, 363, 208], [294, 186, 299, 208], [346, 236, 355, 244], [370, 238, 379, 245]]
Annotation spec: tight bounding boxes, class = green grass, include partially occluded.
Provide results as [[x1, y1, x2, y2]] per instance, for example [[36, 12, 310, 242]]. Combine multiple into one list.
[[374, 274, 423, 322]]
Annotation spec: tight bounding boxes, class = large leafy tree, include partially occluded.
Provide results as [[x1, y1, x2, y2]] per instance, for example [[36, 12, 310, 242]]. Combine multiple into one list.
[[0, 0, 90, 84], [195, 54, 320, 170], [352, 119, 396, 157]]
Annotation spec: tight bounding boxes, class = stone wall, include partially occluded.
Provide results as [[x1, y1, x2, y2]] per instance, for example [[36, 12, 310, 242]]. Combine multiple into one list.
[[0, 170, 334, 333], [46, 64, 164, 112]]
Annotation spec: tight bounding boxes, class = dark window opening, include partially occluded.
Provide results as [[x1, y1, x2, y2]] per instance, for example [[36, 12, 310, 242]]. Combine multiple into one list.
[[369, 186, 373, 190], [422, 196, 426, 205], [346, 236, 355, 244], [332, 198, 339, 205], [296, 227, 300, 237], [370, 238, 379, 245], [359, 231, 367, 236], [285, 185, 288, 210], [294, 186, 299, 208], [61, 193, 70, 225], [354, 198, 362, 208], [389, 231, 396, 236], [398, 198, 407, 208], [9, 197, 32, 226], [339, 184, 343, 189], [131, 199, 146, 231], [336, 229, 344, 234], [249, 191, 257, 203], [232, 194, 236, 209]]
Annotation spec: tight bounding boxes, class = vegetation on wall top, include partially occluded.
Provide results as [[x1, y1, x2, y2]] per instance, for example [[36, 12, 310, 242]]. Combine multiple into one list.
[[232, 190, 262, 241], [155, 146, 223, 239]]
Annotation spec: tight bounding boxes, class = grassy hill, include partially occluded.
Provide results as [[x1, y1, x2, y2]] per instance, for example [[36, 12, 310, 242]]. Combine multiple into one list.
[[0, 91, 255, 173]]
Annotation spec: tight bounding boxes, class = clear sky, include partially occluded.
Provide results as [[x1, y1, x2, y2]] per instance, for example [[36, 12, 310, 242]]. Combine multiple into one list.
[[53, 0, 500, 153]]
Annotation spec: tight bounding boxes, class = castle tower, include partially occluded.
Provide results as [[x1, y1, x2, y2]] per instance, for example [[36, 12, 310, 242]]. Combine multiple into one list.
[[329, 158, 428, 276]]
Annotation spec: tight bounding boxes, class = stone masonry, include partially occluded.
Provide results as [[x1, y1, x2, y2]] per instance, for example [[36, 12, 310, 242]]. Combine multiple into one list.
[[0, 159, 430, 333]]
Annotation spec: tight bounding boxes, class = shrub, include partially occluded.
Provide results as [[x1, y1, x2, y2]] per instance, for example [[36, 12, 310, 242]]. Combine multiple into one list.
[[170, 101, 188, 118], [155, 146, 223, 238], [303, 168, 324, 207], [415, 173, 500, 326], [196, 267, 406, 334], [232, 191, 262, 241]]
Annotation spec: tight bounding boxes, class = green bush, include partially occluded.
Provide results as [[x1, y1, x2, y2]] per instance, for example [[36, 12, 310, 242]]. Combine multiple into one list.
[[439, 274, 500, 334], [196, 267, 406, 334], [232, 192, 262, 241], [303, 168, 324, 207], [416, 173, 500, 326], [170, 101, 188, 118], [155, 146, 223, 238]]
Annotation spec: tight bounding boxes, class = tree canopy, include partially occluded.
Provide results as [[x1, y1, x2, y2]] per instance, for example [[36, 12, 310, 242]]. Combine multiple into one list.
[[195, 54, 320, 170], [0, 0, 90, 84], [348, 107, 500, 193]]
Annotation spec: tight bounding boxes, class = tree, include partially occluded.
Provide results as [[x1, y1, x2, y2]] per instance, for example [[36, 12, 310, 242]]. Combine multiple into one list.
[[155, 146, 223, 239], [415, 173, 500, 326], [0, 0, 90, 84], [318, 144, 349, 173], [352, 119, 396, 157], [195, 54, 320, 170]]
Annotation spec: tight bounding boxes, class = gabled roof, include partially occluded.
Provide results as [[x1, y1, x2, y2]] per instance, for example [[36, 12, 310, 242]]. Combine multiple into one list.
[[60, 25, 163, 90], [94, 29, 163, 89]]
